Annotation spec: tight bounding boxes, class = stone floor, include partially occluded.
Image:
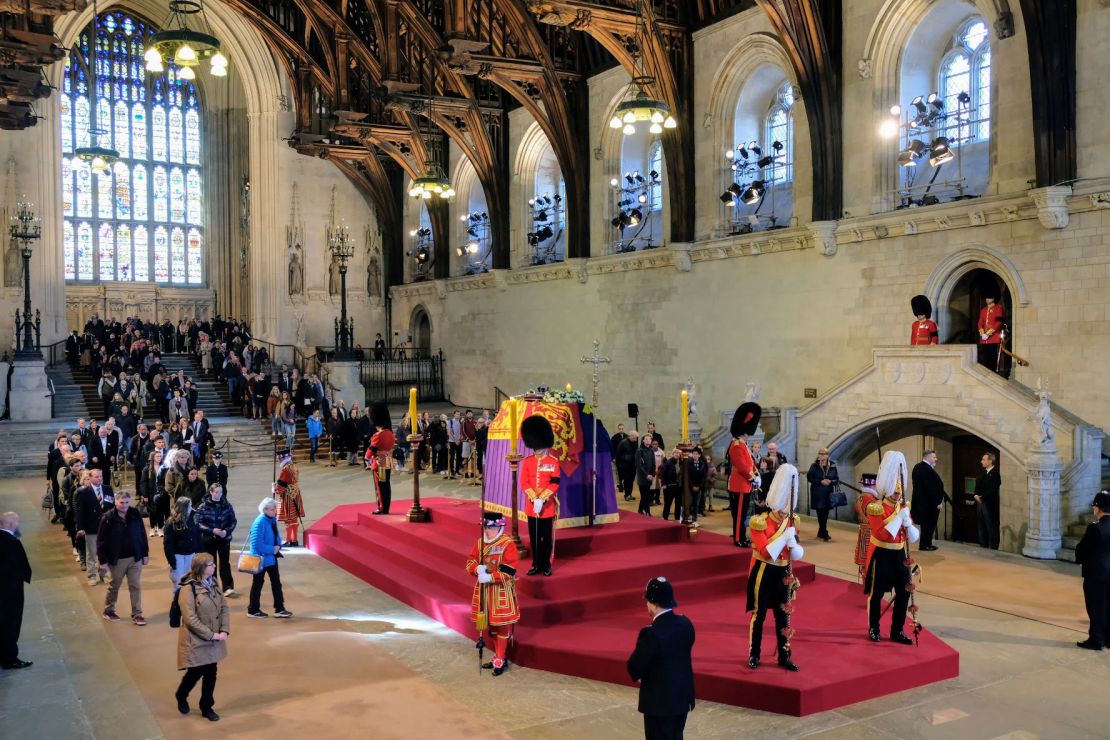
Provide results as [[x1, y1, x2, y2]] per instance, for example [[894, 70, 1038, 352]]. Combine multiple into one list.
[[1, 460, 1105, 739]]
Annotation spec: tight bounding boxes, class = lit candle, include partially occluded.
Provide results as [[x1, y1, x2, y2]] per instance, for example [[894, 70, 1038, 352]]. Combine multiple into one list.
[[681, 389, 689, 442], [509, 397, 519, 455], [565, 383, 572, 392], [409, 387, 418, 436]]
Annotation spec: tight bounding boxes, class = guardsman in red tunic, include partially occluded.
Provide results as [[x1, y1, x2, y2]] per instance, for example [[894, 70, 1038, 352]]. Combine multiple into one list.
[[910, 295, 938, 345], [728, 403, 761, 547], [747, 464, 804, 671], [466, 511, 520, 676], [863, 451, 920, 644], [273, 448, 305, 546], [977, 288, 1005, 372], [368, 402, 396, 515], [520, 415, 560, 576]]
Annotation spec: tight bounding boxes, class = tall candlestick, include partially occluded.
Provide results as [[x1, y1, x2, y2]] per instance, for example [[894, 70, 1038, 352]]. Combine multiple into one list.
[[681, 389, 689, 442], [509, 397, 519, 455], [409, 387, 418, 436]]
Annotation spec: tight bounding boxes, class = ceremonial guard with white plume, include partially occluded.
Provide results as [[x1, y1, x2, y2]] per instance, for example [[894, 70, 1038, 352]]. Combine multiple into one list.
[[863, 451, 921, 644], [746, 464, 804, 671]]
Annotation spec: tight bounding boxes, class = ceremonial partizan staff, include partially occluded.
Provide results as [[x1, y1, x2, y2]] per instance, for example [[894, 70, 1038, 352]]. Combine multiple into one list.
[[863, 451, 921, 644], [746, 464, 804, 671], [465, 511, 520, 676]]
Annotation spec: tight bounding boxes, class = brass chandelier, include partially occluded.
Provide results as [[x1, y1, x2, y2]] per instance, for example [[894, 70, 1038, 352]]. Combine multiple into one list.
[[74, 0, 119, 175], [143, 0, 227, 79], [606, 1, 676, 136]]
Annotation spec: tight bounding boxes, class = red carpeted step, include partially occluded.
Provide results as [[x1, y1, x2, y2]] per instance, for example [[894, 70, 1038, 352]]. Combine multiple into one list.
[[306, 498, 959, 716]]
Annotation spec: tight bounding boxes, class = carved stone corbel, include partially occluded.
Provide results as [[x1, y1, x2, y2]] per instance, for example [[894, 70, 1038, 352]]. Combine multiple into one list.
[[1029, 185, 1071, 229], [808, 220, 838, 256]]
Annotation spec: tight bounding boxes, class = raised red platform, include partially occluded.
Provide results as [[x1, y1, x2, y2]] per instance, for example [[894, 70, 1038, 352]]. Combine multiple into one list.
[[306, 498, 959, 716]]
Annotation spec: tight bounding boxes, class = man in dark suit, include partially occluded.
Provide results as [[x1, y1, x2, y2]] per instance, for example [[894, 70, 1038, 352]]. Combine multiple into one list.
[[190, 410, 212, 466], [911, 450, 948, 551], [74, 468, 114, 583], [1075, 490, 1110, 650], [88, 427, 117, 479], [627, 577, 695, 740], [974, 453, 1001, 549], [0, 511, 32, 669]]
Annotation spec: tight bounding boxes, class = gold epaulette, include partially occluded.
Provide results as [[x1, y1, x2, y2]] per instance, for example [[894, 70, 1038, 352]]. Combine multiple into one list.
[[866, 500, 885, 516], [750, 514, 768, 532]]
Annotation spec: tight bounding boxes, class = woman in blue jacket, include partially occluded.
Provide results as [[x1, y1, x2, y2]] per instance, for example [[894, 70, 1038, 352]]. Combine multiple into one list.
[[306, 410, 324, 464], [247, 497, 292, 619]]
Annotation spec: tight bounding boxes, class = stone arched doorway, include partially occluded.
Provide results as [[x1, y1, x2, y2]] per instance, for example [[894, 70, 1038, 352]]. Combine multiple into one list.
[[824, 417, 1001, 546], [411, 306, 431, 356]]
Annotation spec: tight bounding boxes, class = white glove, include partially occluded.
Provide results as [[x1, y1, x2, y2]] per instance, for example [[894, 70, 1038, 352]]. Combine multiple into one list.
[[477, 570, 493, 584], [906, 524, 920, 544], [900, 508, 913, 526], [533, 499, 544, 516], [476, 565, 489, 577], [785, 531, 799, 548], [766, 534, 788, 561], [789, 544, 805, 561], [884, 515, 903, 539], [752, 475, 762, 490]]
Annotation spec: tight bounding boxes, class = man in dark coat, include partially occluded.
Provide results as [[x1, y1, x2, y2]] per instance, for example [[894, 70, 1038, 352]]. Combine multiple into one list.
[[627, 577, 695, 740], [974, 453, 1001, 549], [0, 512, 32, 669], [1075, 490, 1110, 650], [911, 450, 948, 551]]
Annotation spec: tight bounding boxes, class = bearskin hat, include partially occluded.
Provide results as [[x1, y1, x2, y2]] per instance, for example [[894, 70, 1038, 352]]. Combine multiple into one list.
[[911, 294, 932, 319], [370, 401, 392, 430], [521, 414, 555, 450], [731, 402, 762, 437]]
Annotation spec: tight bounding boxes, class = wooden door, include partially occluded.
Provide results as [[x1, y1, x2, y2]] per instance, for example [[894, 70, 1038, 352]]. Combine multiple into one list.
[[950, 434, 999, 542]]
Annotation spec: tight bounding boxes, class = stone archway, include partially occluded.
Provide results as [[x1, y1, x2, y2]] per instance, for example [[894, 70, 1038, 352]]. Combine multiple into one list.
[[410, 305, 431, 355], [784, 345, 1104, 559]]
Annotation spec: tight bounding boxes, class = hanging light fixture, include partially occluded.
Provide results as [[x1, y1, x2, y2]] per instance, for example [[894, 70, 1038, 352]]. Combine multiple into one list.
[[74, 0, 119, 176], [408, 160, 454, 200], [143, 0, 227, 79], [606, 0, 677, 137]]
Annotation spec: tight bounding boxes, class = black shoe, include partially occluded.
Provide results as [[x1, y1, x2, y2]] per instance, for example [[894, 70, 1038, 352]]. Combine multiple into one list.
[[890, 632, 914, 645], [371, 510, 386, 515], [778, 657, 799, 672], [175, 695, 190, 715], [1077, 640, 1104, 651], [201, 710, 220, 722], [543, 568, 552, 577], [2, 659, 32, 670], [922, 545, 939, 551], [526, 567, 540, 576], [492, 664, 506, 677], [748, 655, 759, 669], [248, 610, 269, 618], [868, 628, 881, 642]]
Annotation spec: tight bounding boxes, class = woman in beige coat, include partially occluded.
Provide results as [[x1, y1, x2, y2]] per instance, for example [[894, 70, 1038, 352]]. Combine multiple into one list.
[[175, 553, 230, 722]]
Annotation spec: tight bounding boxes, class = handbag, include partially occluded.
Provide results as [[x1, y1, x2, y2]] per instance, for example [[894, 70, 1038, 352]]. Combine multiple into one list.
[[235, 527, 263, 574], [829, 483, 848, 509]]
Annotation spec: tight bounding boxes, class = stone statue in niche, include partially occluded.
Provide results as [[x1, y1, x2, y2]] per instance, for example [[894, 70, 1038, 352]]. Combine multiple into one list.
[[288, 243, 304, 297], [366, 252, 381, 298], [3, 237, 21, 288], [294, 310, 306, 347], [1032, 381, 1054, 447], [328, 255, 340, 296]]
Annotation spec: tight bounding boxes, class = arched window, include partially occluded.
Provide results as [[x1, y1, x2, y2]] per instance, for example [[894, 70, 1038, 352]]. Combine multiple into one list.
[[763, 81, 794, 182], [60, 11, 204, 285], [938, 18, 990, 144], [647, 142, 663, 212]]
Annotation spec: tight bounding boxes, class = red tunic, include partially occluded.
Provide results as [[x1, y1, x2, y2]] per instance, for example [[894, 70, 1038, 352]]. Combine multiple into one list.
[[749, 511, 791, 568], [978, 304, 1004, 344], [466, 533, 520, 626], [864, 498, 910, 568], [521, 453, 560, 519], [910, 319, 938, 345], [370, 428, 396, 453], [274, 461, 304, 524], [727, 439, 754, 494]]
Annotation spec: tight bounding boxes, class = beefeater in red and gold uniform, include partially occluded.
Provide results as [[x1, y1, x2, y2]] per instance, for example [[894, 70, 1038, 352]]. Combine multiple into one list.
[[368, 401, 396, 515], [910, 295, 938, 345], [520, 415, 560, 576], [977, 287, 1005, 371], [466, 511, 520, 676], [864, 451, 920, 645], [728, 403, 761, 547], [273, 448, 305, 546], [747, 464, 804, 672]]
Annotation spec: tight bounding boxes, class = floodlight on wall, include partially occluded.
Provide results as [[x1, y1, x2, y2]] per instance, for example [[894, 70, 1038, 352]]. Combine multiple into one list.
[[928, 136, 955, 167], [897, 139, 927, 166], [740, 181, 765, 205]]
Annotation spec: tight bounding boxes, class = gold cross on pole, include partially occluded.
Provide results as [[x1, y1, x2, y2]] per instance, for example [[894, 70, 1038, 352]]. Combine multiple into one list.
[[579, 339, 611, 407]]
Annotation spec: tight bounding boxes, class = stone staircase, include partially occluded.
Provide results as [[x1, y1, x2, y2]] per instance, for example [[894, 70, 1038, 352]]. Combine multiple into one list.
[[44, 364, 90, 421], [158, 354, 241, 417], [1059, 455, 1110, 562]]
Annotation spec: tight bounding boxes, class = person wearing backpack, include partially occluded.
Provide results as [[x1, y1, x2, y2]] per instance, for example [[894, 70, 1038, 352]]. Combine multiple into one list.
[[173, 553, 229, 722], [163, 497, 201, 587]]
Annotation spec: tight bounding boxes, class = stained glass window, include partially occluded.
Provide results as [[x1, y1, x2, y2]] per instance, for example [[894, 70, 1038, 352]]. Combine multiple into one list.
[[647, 143, 663, 212], [763, 81, 795, 182], [60, 10, 204, 285]]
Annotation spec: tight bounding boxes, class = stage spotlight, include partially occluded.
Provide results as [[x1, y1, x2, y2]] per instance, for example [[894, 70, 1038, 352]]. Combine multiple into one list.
[[727, 183, 743, 198], [740, 181, 765, 204], [880, 118, 899, 139], [927, 92, 943, 111], [738, 145, 749, 159], [928, 136, 954, 167], [460, 214, 469, 221], [415, 247, 430, 264], [612, 216, 624, 229], [897, 139, 926, 166], [629, 208, 643, 225], [649, 170, 660, 180], [725, 149, 735, 160], [467, 227, 478, 238], [911, 96, 927, 115], [637, 194, 648, 204], [889, 105, 901, 116], [625, 173, 635, 185], [957, 90, 970, 105], [720, 191, 734, 203], [771, 141, 783, 152], [610, 178, 619, 187], [536, 210, 548, 220], [757, 155, 774, 168]]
